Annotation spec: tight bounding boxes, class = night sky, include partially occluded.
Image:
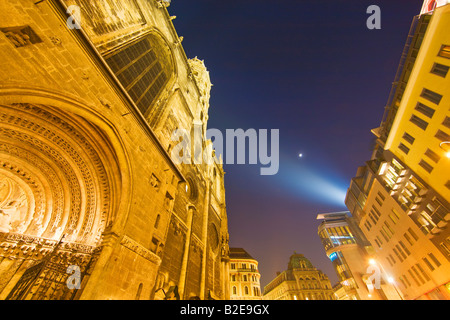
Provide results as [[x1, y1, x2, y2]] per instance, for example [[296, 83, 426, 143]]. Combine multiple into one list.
[[169, 0, 424, 287]]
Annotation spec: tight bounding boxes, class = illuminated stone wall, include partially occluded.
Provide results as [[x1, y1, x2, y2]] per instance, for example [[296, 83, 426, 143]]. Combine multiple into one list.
[[0, 0, 229, 300]]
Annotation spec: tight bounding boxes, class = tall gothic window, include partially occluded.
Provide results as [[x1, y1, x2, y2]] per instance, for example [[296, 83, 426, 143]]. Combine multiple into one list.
[[105, 35, 170, 116]]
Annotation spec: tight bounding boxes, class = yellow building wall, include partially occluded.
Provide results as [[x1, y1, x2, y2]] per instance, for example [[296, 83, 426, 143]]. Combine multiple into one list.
[[385, 5, 450, 201]]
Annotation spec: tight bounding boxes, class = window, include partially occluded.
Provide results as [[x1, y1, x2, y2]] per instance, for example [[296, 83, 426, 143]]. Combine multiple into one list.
[[244, 286, 249, 295], [443, 117, 450, 129], [384, 221, 395, 237], [393, 247, 403, 262], [414, 102, 435, 119], [435, 129, 450, 142], [438, 44, 450, 59], [420, 88, 442, 105], [404, 233, 414, 246], [409, 267, 423, 286], [374, 238, 382, 249], [154, 214, 161, 229], [402, 132, 415, 145], [424, 149, 441, 163], [416, 264, 431, 282], [408, 228, 419, 241], [389, 212, 399, 225], [399, 276, 409, 289], [440, 237, 450, 256], [389, 254, 396, 265], [428, 253, 441, 267], [418, 159, 434, 173], [431, 63, 449, 77], [398, 143, 410, 155], [232, 286, 237, 295], [410, 115, 429, 130], [105, 36, 170, 116], [231, 263, 236, 270], [399, 241, 411, 256], [380, 229, 390, 242], [375, 196, 384, 206], [423, 257, 435, 271]]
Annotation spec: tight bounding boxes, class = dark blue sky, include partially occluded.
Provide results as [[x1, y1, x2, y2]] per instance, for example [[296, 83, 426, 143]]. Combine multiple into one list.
[[169, 0, 423, 287]]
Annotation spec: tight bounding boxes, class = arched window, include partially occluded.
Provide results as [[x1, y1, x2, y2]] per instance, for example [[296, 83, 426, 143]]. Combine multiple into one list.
[[232, 286, 237, 295], [105, 34, 172, 118], [135, 283, 143, 300], [244, 286, 249, 295], [154, 214, 161, 229]]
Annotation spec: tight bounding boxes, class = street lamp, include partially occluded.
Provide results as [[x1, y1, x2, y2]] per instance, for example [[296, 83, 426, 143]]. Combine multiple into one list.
[[440, 141, 450, 159], [387, 277, 403, 300]]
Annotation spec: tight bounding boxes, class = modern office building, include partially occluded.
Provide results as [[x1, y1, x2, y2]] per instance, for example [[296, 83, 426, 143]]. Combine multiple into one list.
[[0, 0, 230, 300], [317, 212, 401, 300], [263, 253, 334, 300], [345, 1, 450, 300], [229, 248, 262, 300]]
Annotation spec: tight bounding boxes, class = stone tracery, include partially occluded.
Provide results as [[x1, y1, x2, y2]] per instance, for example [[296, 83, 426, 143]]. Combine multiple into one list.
[[0, 103, 119, 247]]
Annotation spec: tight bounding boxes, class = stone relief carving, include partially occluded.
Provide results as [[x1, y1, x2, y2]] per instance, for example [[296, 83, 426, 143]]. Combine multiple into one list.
[[0, 104, 114, 246], [120, 235, 161, 265], [0, 177, 28, 233]]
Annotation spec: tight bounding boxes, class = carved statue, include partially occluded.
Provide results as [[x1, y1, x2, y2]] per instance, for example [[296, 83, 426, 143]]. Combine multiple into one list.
[[0, 177, 27, 233]]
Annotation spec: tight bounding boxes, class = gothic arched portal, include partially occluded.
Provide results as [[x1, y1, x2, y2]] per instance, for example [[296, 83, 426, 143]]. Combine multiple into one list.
[[0, 102, 124, 299]]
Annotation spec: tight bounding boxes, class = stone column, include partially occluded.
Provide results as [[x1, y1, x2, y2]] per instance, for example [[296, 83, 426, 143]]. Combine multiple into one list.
[[199, 181, 211, 300], [178, 205, 195, 299]]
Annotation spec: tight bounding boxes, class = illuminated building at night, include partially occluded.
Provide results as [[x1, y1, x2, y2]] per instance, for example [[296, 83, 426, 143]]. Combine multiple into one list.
[[317, 212, 401, 300], [229, 248, 262, 300], [345, 0, 450, 300], [262, 253, 334, 300], [0, 0, 230, 300]]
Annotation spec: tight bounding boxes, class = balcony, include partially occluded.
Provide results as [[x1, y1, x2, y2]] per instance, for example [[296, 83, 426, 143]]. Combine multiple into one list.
[[236, 268, 258, 273]]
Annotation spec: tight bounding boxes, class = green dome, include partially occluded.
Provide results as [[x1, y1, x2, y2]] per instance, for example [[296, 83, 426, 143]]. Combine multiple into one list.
[[288, 253, 314, 270]]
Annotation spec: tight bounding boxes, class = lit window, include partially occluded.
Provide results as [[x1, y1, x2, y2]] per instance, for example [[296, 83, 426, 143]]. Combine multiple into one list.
[[438, 44, 450, 59]]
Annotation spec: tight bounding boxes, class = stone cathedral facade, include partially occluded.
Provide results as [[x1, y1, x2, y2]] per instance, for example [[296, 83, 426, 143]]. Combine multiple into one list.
[[0, 0, 230, 300]]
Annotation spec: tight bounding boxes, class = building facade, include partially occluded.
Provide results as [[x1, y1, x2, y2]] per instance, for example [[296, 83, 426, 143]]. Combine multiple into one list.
[[229, 248, 262, 300], [345, 1, 450, 300], [317, 212, 401, 300], [0, 0, 230, 300], [263, 253, 334, 300]]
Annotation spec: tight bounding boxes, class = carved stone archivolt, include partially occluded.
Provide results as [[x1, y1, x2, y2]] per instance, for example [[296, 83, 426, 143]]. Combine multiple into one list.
[[0, 103, 121, 247]]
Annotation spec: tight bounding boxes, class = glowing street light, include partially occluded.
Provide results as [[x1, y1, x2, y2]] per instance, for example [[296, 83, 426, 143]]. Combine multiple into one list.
[[440, 141, 450, 159]]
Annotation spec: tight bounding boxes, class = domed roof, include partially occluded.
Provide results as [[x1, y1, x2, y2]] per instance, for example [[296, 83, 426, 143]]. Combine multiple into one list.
[[288, 252, 315, 270]]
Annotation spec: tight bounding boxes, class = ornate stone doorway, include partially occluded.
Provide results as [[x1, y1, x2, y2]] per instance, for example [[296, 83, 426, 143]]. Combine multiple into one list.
[[0, 103, 122, 299]]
